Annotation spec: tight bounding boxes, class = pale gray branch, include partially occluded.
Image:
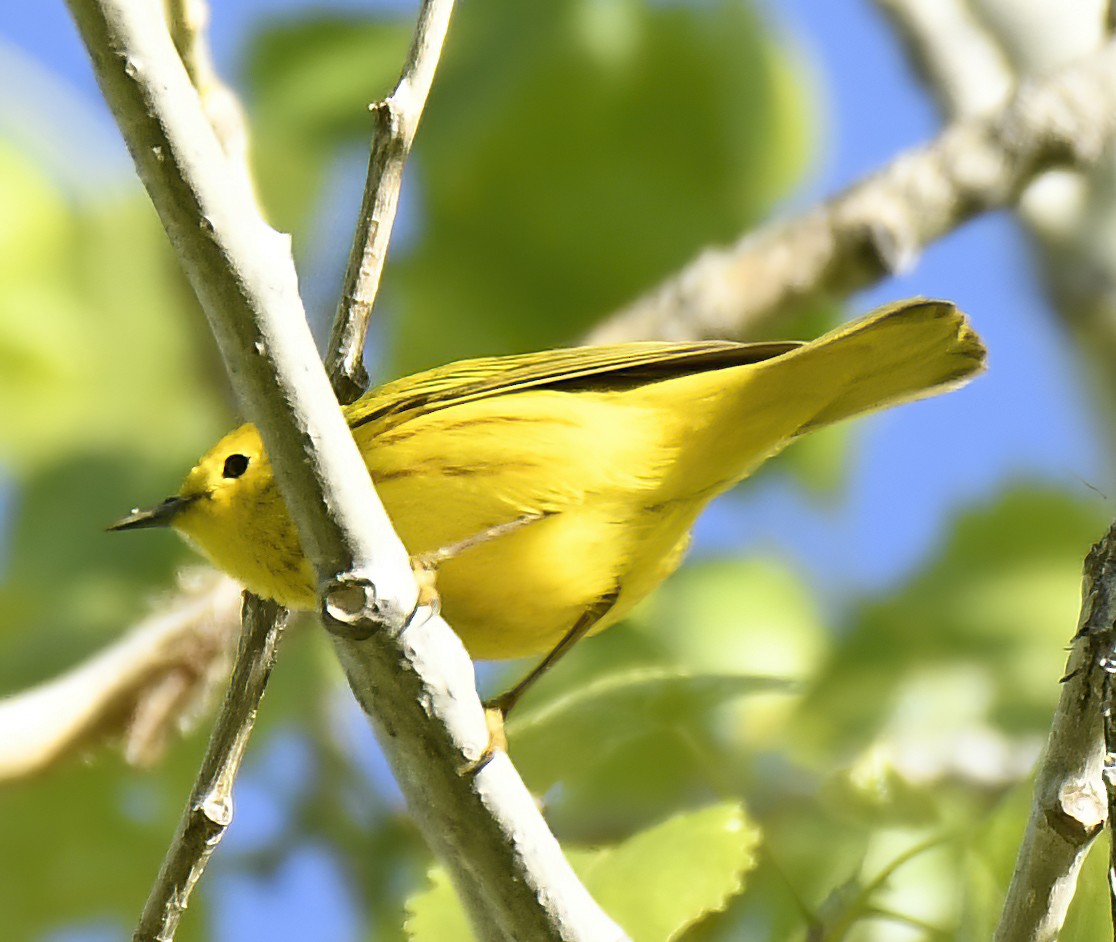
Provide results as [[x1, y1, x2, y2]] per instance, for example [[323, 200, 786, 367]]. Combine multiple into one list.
[[134, 595, 287, 941], [878, 7, 1116, 937], [973, 0, 1108, 77], [164, 0, 258, 208], [874, 0, 1016, 116], [994, 521, 1115, 942], [871, 0, 1104, 247], [65, 0, 623, 938], [326, 0, 455, 402], [130, 588, 285, 942], [133, 4, 289, 934], [587, 39, 1116, 345], [0, 571, 240, 781]]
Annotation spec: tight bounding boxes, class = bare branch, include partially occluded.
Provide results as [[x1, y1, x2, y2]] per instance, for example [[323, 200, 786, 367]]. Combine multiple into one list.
[[994, 522, 1115, 942], [163, 0, 258, 207], [134, 595, 287, 942], [587, 39, 1116, 345], [65, 0, 624, 938], [106, 5, 294, 935], [871, 0, 1104, 250], [874, 0, 1016, 116], [0, 571, 240, 781], [970, 0, 1108, 78], [325, 0, 455, 403]]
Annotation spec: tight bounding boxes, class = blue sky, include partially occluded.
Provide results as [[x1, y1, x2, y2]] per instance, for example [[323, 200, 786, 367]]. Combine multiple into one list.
[[2, 1, 1105, 939], [707, 0, 1101, 601]]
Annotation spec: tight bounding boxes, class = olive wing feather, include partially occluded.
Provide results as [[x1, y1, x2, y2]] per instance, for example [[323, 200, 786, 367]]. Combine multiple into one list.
[[347, 339, 802, 431]]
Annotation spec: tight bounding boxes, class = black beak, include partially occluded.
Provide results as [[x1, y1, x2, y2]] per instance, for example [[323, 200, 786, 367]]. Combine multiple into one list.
[[107, 495, 193, 532]]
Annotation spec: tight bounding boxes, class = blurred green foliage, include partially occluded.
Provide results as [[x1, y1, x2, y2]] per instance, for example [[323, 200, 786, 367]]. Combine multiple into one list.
[[406, 802, 759, 941], [0, 141, 229, 679], [249, 0, 809, 370], [0, 1, 1110, 940]]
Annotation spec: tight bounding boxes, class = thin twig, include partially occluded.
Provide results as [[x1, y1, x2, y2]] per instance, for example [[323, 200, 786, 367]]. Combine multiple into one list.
[[1107, 654, 1116, 937], [0, 571, 240, 781], [586, 38, 1116, 345], [121, 4, 291, 935], [324, 0, 455, 403], [66, 0, 624, 938], [133, 589, 286, 939], [1101, 576, 1116, 939], [994, 521, 1116, 942], [134, 595, 288, 941], [164, 0, 257, 205]]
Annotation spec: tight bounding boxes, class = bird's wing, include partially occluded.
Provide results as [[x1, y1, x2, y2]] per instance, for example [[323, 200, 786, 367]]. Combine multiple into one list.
[[346, 339, 801, 430]]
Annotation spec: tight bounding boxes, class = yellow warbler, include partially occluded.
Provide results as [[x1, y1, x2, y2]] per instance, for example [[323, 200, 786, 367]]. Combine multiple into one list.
[[111, 300, 983, 670]]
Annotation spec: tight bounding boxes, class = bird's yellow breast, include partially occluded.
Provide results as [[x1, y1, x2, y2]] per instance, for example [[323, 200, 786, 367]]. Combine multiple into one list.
[[363, 388, 711, 658]]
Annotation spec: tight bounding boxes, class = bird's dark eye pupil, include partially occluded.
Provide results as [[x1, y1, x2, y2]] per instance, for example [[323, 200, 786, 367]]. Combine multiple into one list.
[[223, 454, 250, 479]]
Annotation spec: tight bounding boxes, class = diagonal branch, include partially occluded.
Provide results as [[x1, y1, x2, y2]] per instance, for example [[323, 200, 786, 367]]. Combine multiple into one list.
[[134, 595, 288, 941], [587, 38, 1116, 345], [994, 521, 1114, 942], [326, 0, 455, 403], [873, 0, 1016, 117], [0, 571, 241, 781], [164, 0, 257, 205], [64, 0, 625, 939]]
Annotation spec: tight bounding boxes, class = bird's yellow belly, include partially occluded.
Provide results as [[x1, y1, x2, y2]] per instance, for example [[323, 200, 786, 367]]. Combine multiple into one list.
[[432, 508, 694, 659], [363, 390, 702, 659]]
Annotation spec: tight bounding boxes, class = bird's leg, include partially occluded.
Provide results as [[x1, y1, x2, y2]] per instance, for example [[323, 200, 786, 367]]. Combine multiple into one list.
[[408, 512, 547, 620], [482, 591, 620, 755]]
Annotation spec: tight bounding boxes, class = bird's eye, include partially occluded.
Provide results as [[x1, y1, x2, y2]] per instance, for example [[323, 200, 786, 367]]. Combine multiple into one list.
[[223, 454, 250, 479]]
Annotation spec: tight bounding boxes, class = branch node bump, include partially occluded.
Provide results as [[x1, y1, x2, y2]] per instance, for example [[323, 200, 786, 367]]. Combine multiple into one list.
[[321, 577, 382, 640], [199, 793, 233, 828], [864, 216, 919, 276]]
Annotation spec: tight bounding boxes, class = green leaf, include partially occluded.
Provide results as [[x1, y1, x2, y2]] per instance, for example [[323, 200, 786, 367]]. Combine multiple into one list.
[[508, 667, 792, 791], [0, 141, 234, 683], [0, 143, 228, 475], [637, 557, 829, 694], [403, 868, 469, 942], [247, 3, 814, 369], [0, 733, 213, 942], [391, 0, 812, 369], [404, 802, 760, 942], [245, 16, 414, 231], [797, 486, 1107, 757], [573, 801, 759, 940]]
